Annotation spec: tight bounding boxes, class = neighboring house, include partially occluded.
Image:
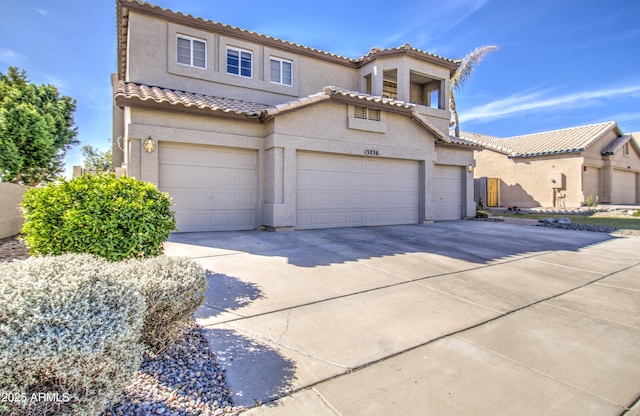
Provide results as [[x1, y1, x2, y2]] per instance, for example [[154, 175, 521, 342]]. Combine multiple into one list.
[[462, 122, 640, 208], [112, 0, 479, 232]]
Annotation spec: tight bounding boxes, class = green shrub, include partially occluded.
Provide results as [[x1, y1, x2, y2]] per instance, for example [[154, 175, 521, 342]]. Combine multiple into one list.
[[0, 254, 146, 416], [20, 174, 176, 261], [633, 209, 640, 217], [124, 256, 207, 353], [475, 210, 489, 218]]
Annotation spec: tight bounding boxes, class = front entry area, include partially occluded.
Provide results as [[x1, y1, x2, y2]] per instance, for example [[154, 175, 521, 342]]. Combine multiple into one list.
[[296, 152, 420, 230]]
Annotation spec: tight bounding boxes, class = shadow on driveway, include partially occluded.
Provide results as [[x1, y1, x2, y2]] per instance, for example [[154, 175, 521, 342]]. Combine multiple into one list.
[[202, 328, 297, 407], [167, 221, 616, 268]]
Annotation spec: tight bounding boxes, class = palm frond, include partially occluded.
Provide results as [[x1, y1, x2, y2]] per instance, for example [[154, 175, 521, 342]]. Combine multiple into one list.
[[451, 45, 498, 92]]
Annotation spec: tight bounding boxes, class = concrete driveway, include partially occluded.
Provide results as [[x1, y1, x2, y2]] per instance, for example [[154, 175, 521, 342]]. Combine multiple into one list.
[[164, 221, 640, 415]]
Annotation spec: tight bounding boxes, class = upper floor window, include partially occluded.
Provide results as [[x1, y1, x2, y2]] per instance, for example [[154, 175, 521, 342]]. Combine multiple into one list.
[[270, 57, 293, 86], [382, 70, 398, 100], [177, 35, 206, 68], [227, 47, 252, 78]]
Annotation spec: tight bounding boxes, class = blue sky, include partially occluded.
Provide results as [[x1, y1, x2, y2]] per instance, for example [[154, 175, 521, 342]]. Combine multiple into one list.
[[2, 0, 639, 177]]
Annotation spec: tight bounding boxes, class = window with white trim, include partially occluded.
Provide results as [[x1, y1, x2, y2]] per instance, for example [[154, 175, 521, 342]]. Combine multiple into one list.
[[270, 57, 292, 86], [354, 106, 381, 121], [177, 35, 206, 68], [227, 47, 252, 78]]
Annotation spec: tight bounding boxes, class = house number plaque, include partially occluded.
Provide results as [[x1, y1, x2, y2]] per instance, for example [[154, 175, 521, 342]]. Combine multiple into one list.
[[364, 149, 379, 156]]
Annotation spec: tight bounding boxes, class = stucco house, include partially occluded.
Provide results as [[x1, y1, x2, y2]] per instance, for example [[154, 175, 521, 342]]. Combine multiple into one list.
[[112, 0, 478, 232], [462, 122, 640, 208]]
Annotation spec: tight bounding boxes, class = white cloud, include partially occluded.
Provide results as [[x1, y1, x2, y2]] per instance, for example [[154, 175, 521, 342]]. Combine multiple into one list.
[[0, 48, 20, 64], [45, 75, 66, 91], [381, 0, 489, 48], [460, 85, 640, 123], [86, 86, 113, 111], [33, 8, 50, 16]]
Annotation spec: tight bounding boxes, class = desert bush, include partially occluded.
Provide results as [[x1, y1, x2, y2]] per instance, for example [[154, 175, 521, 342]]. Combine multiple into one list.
[[20, 174, 176, 261], [124, 256, 207, 353], [0, 254, 146, 416]]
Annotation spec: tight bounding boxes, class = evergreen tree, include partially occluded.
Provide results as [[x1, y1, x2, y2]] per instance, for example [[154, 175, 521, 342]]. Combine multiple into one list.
[[0, 67, 78, 185]]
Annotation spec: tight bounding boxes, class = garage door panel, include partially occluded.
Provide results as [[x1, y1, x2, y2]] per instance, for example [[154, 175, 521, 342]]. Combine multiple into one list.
[[364, 193, 378, 205], [612, 170, 637, 204], [233, 170, 257, 189], [232, 152, 257, 168], [159, 143, 257, 232], [297, 192, 313, 207], [176, 212, 209, 230], [348, 175, 363, 187], [235, 192, 256, 206], [349, 194, 363, 205], [333, 175, 348, 189], [364, 176, 377, 187], [333, 194, 348, 207], [297, 152, 420, 230], [433, 165, 463, 221]]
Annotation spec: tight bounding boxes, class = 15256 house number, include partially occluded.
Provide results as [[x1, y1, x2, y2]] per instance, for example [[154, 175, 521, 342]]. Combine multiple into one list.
[[364, 149, 379, 156]]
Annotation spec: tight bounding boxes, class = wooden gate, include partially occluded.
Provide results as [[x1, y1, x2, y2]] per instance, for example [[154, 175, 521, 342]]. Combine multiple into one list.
[[487, 178, 499, 207]]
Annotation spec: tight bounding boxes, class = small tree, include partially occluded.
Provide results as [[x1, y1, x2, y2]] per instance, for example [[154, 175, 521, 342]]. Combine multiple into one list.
[[0, 66, 78, 185], [82, 143, 112, 172]]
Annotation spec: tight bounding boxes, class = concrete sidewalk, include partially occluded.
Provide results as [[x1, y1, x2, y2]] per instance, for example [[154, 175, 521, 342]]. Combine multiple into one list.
[[164, 221, 640, 415]]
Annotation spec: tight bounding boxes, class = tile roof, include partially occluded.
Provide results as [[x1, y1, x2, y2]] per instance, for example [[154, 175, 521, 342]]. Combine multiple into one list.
[[114, 81, 271, 117], [458, 131, 518, 155], [323, 86, 417, 110], [356, 44, 459, 71], [601, 134, 640, 155], [461, 121, 624, 158], [115, 82, 481, 147]]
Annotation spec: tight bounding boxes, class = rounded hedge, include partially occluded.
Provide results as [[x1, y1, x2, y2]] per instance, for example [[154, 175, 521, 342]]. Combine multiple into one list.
[[20, 174, 176, 261], [0, 254, 146, 415], [124, 256, 207, 353]]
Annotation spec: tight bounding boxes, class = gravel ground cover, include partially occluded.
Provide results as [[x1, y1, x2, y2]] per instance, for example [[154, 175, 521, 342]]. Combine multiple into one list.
[[102, 322, 241, 416]]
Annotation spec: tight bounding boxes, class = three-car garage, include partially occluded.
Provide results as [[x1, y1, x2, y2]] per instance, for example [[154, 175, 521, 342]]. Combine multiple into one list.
[[157, 143, 468, 232]]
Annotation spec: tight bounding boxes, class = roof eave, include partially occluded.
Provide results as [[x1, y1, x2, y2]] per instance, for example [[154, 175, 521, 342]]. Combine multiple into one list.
[[357, 47, 460, 75], [114, 94, 263, 122], [509, 148, 585, 159]]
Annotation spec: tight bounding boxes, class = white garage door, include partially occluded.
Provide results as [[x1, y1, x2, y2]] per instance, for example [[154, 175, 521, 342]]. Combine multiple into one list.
[[296, 152, 420, 230], [433, 165, 463, 221], [612, 169, 637, 204], [159, 142, 258, 232]]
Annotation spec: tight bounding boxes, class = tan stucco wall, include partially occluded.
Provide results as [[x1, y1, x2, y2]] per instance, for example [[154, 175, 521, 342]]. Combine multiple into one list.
[[474, 150, 584, 208], [0, 183, 27, 239]]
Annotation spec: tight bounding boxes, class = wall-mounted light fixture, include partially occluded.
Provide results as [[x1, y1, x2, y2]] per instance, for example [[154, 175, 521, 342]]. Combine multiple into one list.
[[143, 137, 156, 153], [467, 164, 474, 173]]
